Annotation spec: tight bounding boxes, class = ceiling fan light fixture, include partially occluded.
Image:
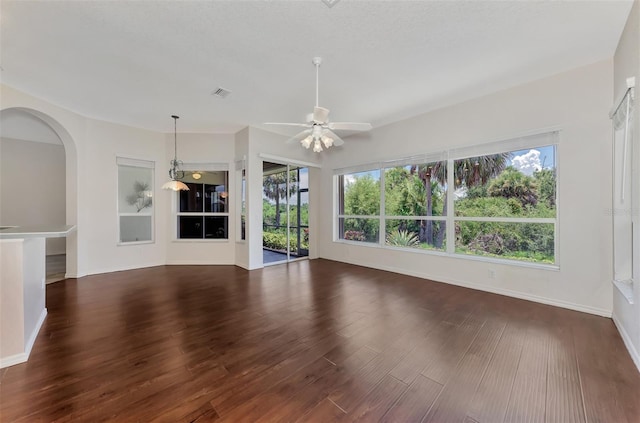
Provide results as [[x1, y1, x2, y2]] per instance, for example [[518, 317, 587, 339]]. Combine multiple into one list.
[[265, 57, 371, 153], [301, 136, 313, 149]]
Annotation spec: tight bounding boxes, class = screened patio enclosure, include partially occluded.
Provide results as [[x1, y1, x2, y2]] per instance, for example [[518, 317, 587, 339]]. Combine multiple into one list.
[[262, 161, 309, 265]]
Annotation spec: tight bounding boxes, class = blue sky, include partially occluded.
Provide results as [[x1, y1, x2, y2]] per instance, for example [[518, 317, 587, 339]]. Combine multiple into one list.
[[508, 145, 556, 175]]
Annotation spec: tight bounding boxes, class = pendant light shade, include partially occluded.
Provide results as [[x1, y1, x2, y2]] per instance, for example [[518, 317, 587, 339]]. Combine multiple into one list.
[[163, 115, 189, 191], [161, 179, 189, 191]]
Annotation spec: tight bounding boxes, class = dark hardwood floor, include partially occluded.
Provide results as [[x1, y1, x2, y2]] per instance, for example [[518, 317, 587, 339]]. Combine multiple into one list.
[[1, 259, 639, 422]]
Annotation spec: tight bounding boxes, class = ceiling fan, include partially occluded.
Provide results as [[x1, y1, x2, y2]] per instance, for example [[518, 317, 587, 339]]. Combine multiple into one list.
[[265, 57, 372, 152]]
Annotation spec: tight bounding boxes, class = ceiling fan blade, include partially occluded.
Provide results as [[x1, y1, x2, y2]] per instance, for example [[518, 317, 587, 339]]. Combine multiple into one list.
[[285, 129, 312, 144], [327, 122, 372, 131], [324, 129, 344, 146], [313, 107, 330, 123], [264, 122, 311, 128]]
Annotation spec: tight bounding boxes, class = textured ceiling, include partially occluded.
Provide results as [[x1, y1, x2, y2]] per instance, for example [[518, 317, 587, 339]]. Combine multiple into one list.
[[0, 1, 633, 135]]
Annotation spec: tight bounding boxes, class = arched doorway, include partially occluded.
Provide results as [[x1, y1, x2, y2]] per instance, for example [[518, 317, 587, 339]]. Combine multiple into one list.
[[0, 107, 78, 278]]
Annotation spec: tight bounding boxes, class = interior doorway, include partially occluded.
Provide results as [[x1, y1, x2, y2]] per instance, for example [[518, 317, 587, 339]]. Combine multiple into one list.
[[0, 109, 67, 282], [262, 161, 309, 265]]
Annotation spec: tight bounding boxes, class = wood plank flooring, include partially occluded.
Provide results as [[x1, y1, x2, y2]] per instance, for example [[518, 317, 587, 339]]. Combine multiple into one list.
[[1, 259, 639, 422]]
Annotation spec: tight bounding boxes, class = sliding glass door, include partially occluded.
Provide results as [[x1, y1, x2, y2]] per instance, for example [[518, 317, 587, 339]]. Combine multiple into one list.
[[263, 161, 309, 265]]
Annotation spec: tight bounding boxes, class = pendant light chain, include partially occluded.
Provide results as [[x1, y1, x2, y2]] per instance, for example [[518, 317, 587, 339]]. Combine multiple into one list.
[[162, 115, 189, 191]]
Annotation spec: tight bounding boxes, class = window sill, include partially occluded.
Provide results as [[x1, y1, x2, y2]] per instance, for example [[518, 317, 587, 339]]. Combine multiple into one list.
[[333, 239, 559, 271], [613, 279, 634, 304], [118, 240, 154, 246], [173, 239, 229, 243]]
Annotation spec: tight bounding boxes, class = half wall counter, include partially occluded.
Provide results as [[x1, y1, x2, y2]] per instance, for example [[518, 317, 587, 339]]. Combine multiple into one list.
[[0, 224, 76, 368]]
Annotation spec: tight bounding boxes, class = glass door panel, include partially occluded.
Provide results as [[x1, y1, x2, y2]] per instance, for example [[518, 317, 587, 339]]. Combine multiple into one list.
[[262, 162, 310, 264]]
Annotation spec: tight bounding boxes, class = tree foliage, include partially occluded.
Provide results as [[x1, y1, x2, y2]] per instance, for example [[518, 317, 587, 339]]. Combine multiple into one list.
[[263, 170, 298, 227], [487, 166, 538, 207], [344, 174, 379, 216], [534, 168, 556, 207], [126, 181, 152, 212]]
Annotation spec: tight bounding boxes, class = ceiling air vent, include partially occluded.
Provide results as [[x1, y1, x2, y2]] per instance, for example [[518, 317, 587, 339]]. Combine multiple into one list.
[[321, 0, 340, 8], [211, 87, 232, 99]]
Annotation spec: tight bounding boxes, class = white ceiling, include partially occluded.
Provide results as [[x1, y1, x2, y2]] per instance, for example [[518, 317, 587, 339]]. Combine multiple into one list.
[[0, 0, 632, 135]]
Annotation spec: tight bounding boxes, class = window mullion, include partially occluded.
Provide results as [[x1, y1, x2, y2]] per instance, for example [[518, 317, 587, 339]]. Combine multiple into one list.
[[380, 166, 385, 246], [446, 158, 455, 254]]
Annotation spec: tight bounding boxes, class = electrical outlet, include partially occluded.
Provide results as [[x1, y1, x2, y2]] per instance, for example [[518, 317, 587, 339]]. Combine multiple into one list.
[[488, 269, 496, 279]]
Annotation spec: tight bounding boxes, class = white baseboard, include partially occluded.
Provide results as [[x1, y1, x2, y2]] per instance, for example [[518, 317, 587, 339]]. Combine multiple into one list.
[[25, 308, 47, 360], [164, 260, 235, 266], [436, 274, 612, 317], [0, 352, 28, 369], [612, 313, 640, 373], [0, 308, 47, 369], [87, 262, 165, 276], [327, 257, 612, 318]]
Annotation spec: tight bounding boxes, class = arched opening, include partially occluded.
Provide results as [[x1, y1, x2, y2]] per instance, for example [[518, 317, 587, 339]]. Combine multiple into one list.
[[0, 107, 78, 278]]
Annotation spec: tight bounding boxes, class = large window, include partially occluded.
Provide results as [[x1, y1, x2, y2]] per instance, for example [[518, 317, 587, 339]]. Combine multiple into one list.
[[177, 170, 229, 239], [337, 169, 380, 243], [384, 159, 447, 251], [335, 132, 558, 266], [453, 146, 556, 263], [117, 157, 154, 244]]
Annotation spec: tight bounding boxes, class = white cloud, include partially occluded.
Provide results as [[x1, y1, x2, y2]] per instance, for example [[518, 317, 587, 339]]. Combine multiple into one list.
[[511, 149, 541, 176]]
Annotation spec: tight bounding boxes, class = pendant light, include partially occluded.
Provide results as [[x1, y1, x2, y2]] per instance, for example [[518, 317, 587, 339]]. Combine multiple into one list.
[[162, 115, 189, 191]]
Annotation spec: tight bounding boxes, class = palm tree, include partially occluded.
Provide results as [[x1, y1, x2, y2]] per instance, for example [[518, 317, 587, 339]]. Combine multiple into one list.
[[263, 170, 298, 227], [433, 153, 509, 248], [410, 162, 445, 245]]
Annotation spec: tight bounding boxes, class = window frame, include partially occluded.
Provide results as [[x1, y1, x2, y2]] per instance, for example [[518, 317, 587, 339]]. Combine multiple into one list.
[[336, 169, 382, 244], [333, 131, 559, 269], [173, 164, 230, 242], [237, 164, 246, 242], [116, 157, 155, 246]]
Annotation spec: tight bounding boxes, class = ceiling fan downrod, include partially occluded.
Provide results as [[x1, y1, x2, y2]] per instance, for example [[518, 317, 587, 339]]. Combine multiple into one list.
[[313, 57, 322, 109]]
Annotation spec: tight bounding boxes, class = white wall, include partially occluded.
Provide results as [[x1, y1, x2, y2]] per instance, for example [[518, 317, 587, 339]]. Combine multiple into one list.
[[83, 119, 168, 274], [319, 59, 614, 317], [164, 132, 236, 265], [0, 137, 66, 255], [0, 238, 47, 368], [613, 0, 640, 371], [245, 127, 322, 269], [0, 240, 26, 359]]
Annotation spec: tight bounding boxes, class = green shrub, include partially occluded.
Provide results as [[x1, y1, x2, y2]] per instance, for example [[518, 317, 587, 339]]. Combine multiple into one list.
[[263, 230, 309, 252], [344, 230, 366, 241], [386, 230, 420, 247]]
